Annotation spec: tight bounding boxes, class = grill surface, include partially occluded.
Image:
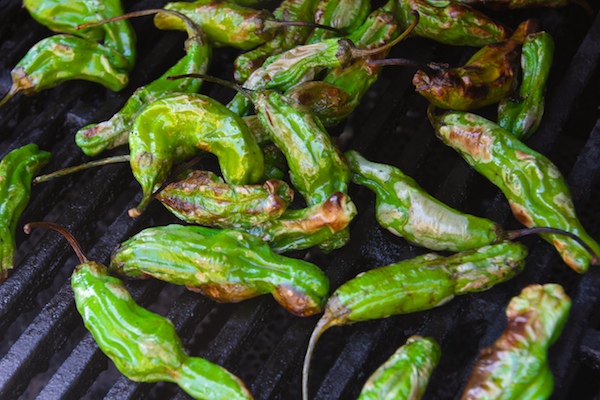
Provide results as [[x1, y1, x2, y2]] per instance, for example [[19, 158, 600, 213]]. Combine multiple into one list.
[[1, 1, 600, 399]]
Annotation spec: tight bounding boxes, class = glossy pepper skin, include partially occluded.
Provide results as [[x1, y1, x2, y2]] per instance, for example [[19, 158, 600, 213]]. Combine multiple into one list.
[[110, 224, 330, 316], [0, 145, 51, 282], [72, 261, 253, 399], [1, 34, 130, 105], [357, 336, 441, 400], [303, 242, 528, 400], [75, 15, 212, 157], [430, 110, 600, 273], [305, 0, 371, 44], [461, 284, 571, 400], [246, 192, 357, 253], [156, 170, 294, 228], [154, 0, 274, 50], [128, 93, 264, 217], [345, 150, 503, 252], [413, 19, 537, 111], [242, 115, 288, 180], [393, 0, 510, 47], [498, 32, 554, 140]]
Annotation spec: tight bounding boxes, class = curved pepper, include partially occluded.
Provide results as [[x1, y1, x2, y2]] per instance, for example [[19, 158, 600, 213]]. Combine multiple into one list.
[[0, 145, 51, 282], [0, 34, 130, 107], [346, 150, 504, 252], [156, 170, 294, 228], [461, 283, 571, 400], [75, 11, 212, 156], [413, 19, 537, 110], [305, 0, 371, 44], [498, 32, 554, 140], [110, 224, 330, 316], [357, 335, 441, 400], [303, 242, 528, 400], [430, 110, 600, 273], [128, 93, 264, 217]]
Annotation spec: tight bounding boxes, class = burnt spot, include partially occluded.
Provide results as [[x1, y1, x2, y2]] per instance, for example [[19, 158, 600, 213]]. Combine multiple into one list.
[[509, 201, 533, 227], [193, 282, 262, 303], [273, 284, 322, 317], [446, 124, 494, 162]]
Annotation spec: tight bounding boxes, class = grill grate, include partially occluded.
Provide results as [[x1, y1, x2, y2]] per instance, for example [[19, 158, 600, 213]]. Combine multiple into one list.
[[1, 1, 600, 399]]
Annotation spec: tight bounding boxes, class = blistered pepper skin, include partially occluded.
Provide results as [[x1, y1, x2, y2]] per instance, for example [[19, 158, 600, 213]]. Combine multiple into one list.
[[394, 0, 510, 47], [128, 93, 264, 216], [413, 20, 537, 111], [0, 145, 51, 282], [72, 261, 253, 399], [461, 284, 571, 400], [345, 150, 503, 252], [154, 0, 274, 49], [498, 32, 554, 140], [358, 336, 441, 400], [305, 0, 371, 44], [4, 34, 130, 100], [156, 170, 294, 228], [431, 111, 600, 273], [110, 224, 330, 316]]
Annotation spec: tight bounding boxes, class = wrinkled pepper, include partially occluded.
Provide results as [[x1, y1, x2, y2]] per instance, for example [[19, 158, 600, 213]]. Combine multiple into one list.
[[303, 241, 528, 400], [357, 335, 441, 400], [110, 224, 330, 316], [430, 110, 600, 273], [413, 19, 537, 110], [461, 283, 571, 400], [305, 0, 371, 44], [23, 222, 253, 400], [498, 31, 554, 140], [128, 93, 264, 217], [156, 170, 294, 228], [75, 10, 212, 157], [0, 145, 51, 283]]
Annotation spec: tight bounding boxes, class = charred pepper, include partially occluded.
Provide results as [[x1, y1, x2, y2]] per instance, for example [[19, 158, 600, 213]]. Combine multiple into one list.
[[110, 223, 330, 317], [305, 0, 371, 44], [430, 110, 600, 273], [0, 145, 51, 283], [461, 283, 571, 400]]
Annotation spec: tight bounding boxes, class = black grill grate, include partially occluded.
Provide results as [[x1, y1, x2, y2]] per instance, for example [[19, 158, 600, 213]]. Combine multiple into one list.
[[1, 1, 600, 399]]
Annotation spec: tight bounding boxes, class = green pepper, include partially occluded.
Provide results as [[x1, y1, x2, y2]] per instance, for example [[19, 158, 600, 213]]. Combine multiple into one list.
[[498, 32, 554, 140], [430, 110, 600, 273], [243, 115, 288, 180], [461, 283, 571, 400], [110, 224, 330, 317], [246, 191, 357, 252], [413, 19, 537, 111], [305, 0, 371, 44], [0, 34, 130, 107], [128, 92, 264, 217], [156, 170, 294, 228], [346, 150, 505, 252], [75, 10, 212, 157], [302, 241, 528, 400], [24, 222, 253, 400], [357, 335, 441, 400], [393, 0, 510, 46], [0, 145, 51, 283]]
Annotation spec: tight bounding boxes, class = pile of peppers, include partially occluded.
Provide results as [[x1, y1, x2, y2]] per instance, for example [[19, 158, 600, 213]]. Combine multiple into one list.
[[1, 0, 598, 399]]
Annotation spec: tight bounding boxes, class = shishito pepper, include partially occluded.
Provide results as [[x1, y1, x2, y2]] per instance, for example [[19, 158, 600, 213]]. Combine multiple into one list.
[[357, 335, 441, 400], [393, 0, 510, 47], [156, 170, 294, 228], [430, 110, 600, 273], [0, 145, 51, 283], [450, 0, 590, 10], [24, 223, 253, 400], [305, 0, 371, 44], [128, 92, 264, 217], [110, 224, 330, 317], [0, 34, 130, 107], [461, 284, 571, 400], [498, 32, 554, 140], [75, 10, 212, 157], [413, 19, 537, 111], [302, 242, 528, 400]]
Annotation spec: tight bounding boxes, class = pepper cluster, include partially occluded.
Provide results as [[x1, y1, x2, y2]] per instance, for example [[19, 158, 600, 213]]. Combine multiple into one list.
[[1, 0, 597, 399]]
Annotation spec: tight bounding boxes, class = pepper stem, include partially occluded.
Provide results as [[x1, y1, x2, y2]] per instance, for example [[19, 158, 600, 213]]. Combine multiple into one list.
[[303, 315, 338, 400], [24, 222, 89, 264], [504, 227, 599, 265], [366, 58, 435, 74], [0, 85, 19, 109], [33, 155, 130, 184], [167, 73, 253, 101], [349, 10, 419, 59]]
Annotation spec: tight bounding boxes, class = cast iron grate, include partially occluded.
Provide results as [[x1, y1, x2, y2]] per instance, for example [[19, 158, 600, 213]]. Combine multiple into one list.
[[0, 1, 599, 399]]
